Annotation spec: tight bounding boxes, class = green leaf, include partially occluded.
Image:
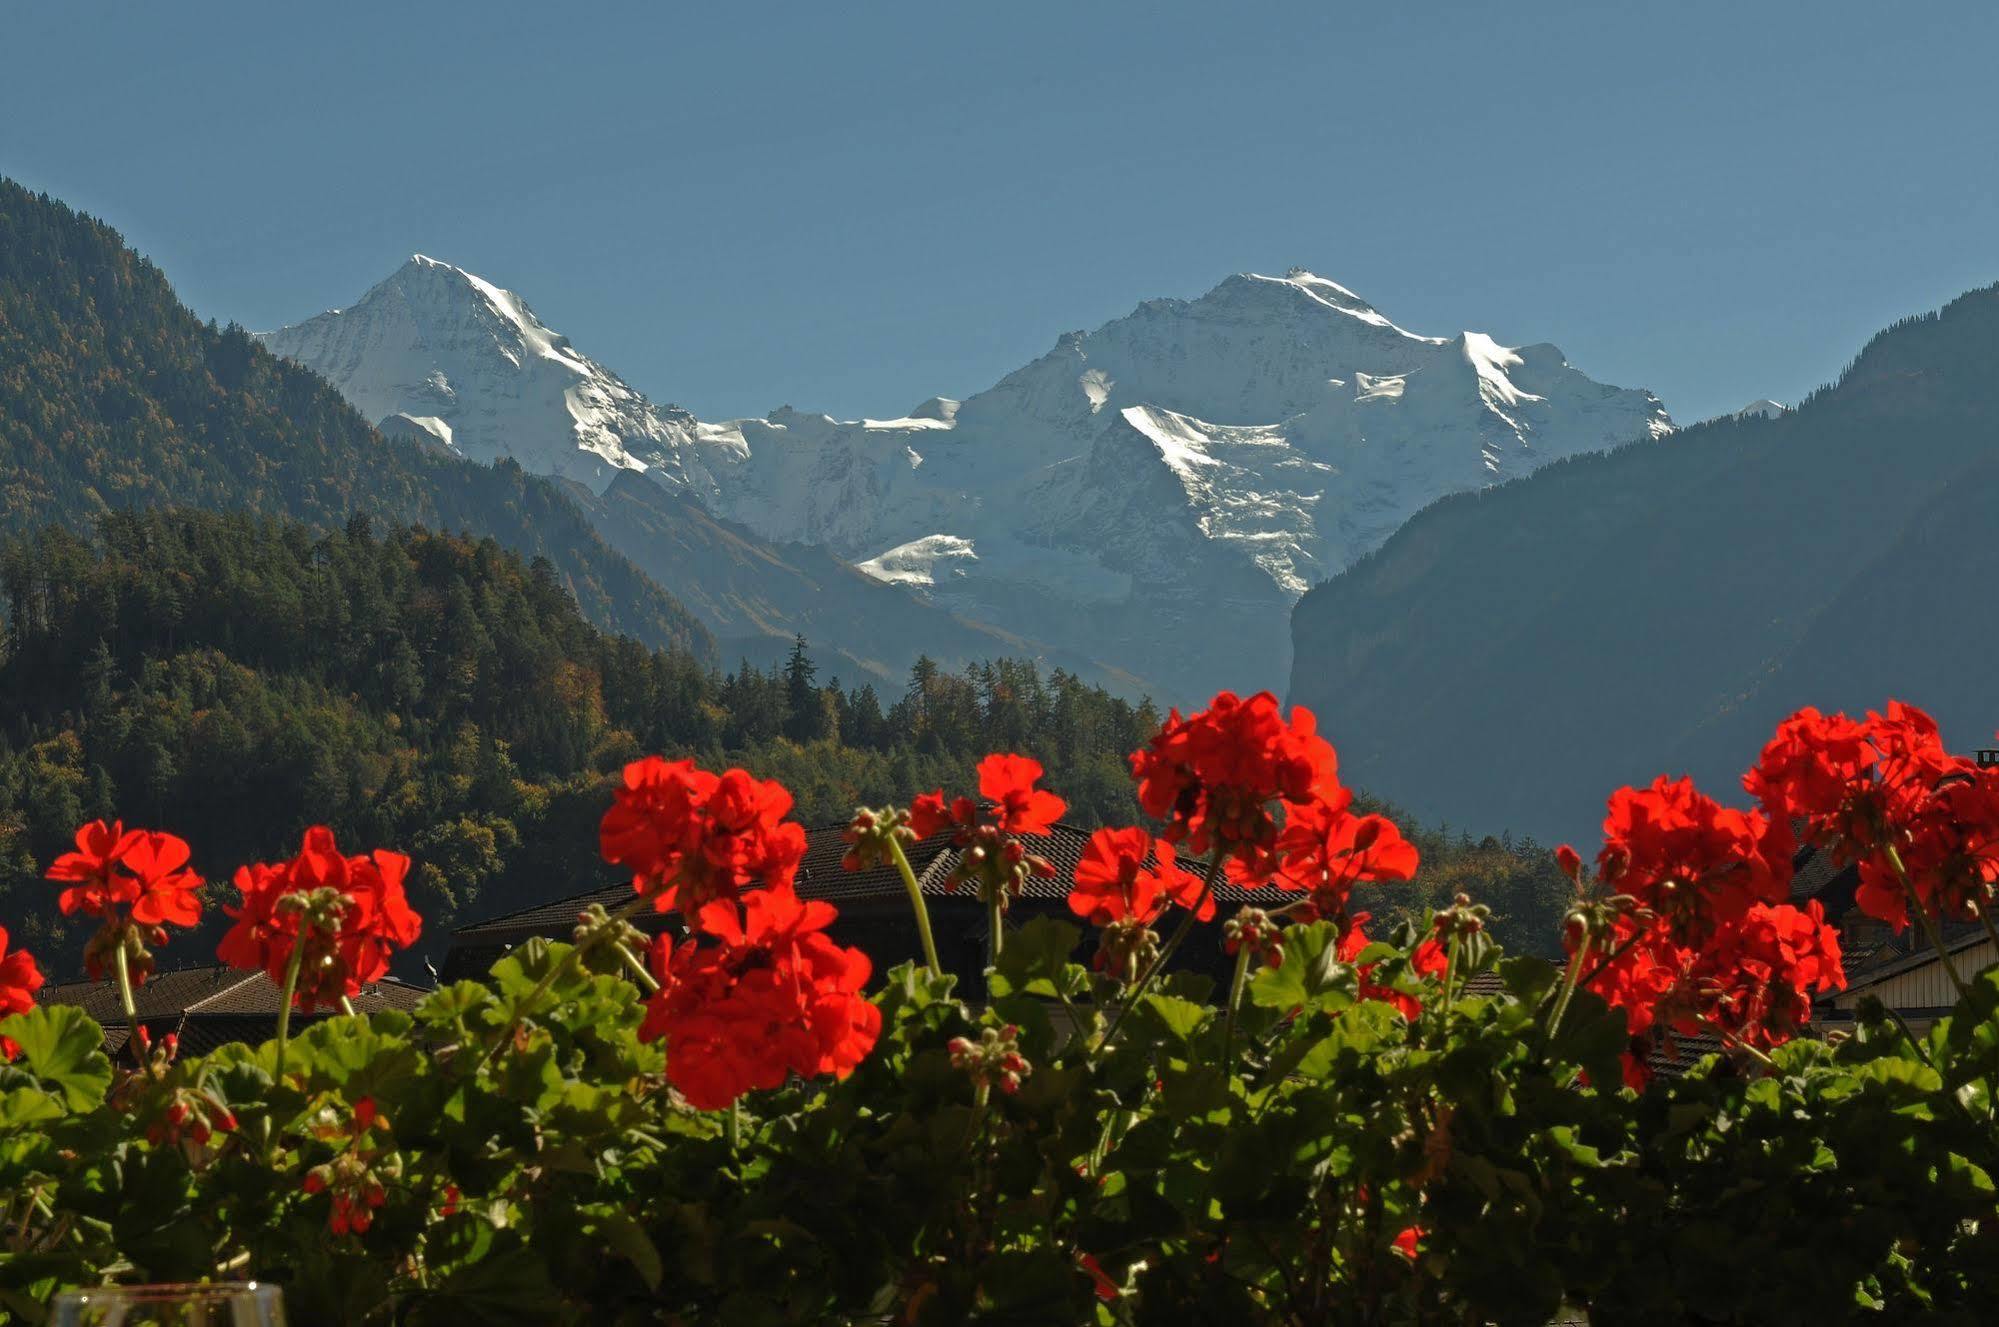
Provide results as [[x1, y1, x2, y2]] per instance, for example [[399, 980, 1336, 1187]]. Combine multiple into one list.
[[582, 1202, 664, 1290], [0, 1006, 112, 1111], [1250, 922, 1356, 1013], [0, 1086, 62, 1130], [993, 917, 1086, 998], [1135, 993, 1210, 1044]]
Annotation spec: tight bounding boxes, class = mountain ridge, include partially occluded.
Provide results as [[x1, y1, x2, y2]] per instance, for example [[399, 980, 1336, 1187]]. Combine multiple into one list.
[[1288, 279, 1999, 845], [265, 258, 1673, 702], [0, 180, 713, 660]]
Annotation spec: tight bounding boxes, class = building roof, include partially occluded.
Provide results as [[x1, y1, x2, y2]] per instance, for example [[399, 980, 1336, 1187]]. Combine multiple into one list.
[[451, 821, 1296, 948], [40, 965, 431, 1054], [1832, 922, 1989, 995]]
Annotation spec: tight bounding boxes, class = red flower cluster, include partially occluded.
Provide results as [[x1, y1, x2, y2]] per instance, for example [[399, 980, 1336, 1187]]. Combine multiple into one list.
[[1744, 701, 1999, 929], [1068, 828, 1201, 927], [217, 827, 422, 1011], [1068, 827, 1204, 980], [0, 924, 42, 1061], [302, 1097, 397, 1236], [1338, 914, 1441, 1021], [46, 821, 202, 982], [600, 757, 807, 925], [1261, 800, 1420, 920], [908, 753, 1065, 908], [1130, 691, 1340, 878], [1562, 719, 1878, 1074], [1592, 899, 1845, 1073], [1596, 776, 1789, 932], [638, 884, 880, 1111]]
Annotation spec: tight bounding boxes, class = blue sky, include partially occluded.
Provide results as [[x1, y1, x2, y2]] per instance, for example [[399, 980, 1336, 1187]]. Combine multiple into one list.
[[7, 1, 1996, 424]]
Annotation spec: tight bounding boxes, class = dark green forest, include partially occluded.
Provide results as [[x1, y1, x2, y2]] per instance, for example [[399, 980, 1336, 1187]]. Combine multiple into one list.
[[0, 510, 1569, 973], [0, 177, 710, 658]]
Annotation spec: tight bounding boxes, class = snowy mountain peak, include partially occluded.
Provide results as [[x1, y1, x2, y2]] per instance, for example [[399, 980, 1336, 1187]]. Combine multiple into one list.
[[258, 257, 702, 490], [266, 260, 1674, 701]]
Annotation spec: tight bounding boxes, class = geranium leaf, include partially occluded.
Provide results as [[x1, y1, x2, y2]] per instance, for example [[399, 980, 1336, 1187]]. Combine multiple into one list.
[[0, 1006, 112, 1111]]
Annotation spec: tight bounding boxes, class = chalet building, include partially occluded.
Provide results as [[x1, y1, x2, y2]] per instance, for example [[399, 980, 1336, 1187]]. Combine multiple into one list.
[[1789, 844, 1992, 1036], [442, 821, 1292, 997], [40, 965, 430, 1057]]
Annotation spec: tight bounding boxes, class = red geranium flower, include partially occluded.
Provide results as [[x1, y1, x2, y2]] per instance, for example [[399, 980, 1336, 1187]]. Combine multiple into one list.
[[217, 827, 422, 1011], [1338, 914, 1425, 1020], [1596, 775, 1788, 942], [600, 757, 806, 927], [1263, 802, 1419, 920], [0, 925, 44, 1061], [1070, 827, 1197, 926], [1130, 691, 1346, 880], [906, 753, 1064, 909], [977, 753, 1067, 836], [639, 883, 880, 1110], [46, 820, 202, 982]]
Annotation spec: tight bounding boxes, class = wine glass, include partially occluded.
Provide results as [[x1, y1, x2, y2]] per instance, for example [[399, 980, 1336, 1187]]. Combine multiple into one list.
[[49, 1283, 285, 1326]]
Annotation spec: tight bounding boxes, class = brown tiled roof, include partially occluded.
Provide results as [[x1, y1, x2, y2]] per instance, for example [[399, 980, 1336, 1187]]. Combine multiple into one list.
[[1645, 1031, 1726, 1077], [41, 965, 263, 1022], [43, 966, 431, 1055], [451, 822, 1296, 947], [1459, 971, 1507, 998]]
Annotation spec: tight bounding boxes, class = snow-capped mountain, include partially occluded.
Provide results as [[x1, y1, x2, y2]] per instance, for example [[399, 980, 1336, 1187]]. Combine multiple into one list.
[[263, 262, 1673, 701], [258, 256, 719, 492]]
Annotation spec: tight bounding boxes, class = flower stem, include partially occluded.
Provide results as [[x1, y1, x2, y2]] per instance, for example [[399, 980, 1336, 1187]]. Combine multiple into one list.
[[987, 892, 1005, 964], [726, 1098, 742, 1154], [1885, 843, 1970, 999], [1441, 929, 1463, 1010], [111, 937, 142, 1068], [1544, 921, 1593, 1048], [615, 941, 661, 992], [274, 939, 307, 1079], [886, 836, 944, 980], [1100, 848, 1225, 1051], [1221, 943, 1253, 1062], [483, 891, 655, 1069], [339, 996, 358, 1018]]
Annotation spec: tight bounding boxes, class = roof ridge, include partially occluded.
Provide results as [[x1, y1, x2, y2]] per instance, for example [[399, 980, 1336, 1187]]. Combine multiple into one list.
[[181, 970, 271, 1013]]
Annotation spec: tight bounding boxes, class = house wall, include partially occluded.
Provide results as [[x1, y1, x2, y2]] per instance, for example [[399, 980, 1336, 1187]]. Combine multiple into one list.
[[1830, 937, 1997, 1014]]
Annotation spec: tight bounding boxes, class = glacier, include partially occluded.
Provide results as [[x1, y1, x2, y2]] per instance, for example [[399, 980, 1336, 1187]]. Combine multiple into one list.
[[261, 261, 1673, 703]]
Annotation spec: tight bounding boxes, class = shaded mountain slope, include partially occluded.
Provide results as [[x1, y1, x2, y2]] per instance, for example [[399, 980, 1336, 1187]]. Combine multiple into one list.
[[1289, 282, 1999, 844], [0, 179, 711, 659]]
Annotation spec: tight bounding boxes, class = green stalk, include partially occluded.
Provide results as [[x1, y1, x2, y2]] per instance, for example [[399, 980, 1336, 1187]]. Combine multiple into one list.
[[483, 891, 654, 1069], [726, 1098, 743, 1154], [111, 935, 143, 1068], [987, 892, 1005, 964], [1885, 843, 1970, 999], [273, 939, 307, 1080], [615, 941, 662, 992], [1439, 928, 1463, 1018], [1221, 943, 1254, 1063], [1100, 848, 1225, 1051], [887, 836, 944, 980], [1544, 920, 1593, 1049]]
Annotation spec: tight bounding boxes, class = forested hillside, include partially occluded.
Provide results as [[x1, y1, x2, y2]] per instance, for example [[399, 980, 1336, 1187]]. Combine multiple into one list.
[[0, 510, 1568, 972], [1290, 280, 1999, 845], [0, 178, 710, 657]]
